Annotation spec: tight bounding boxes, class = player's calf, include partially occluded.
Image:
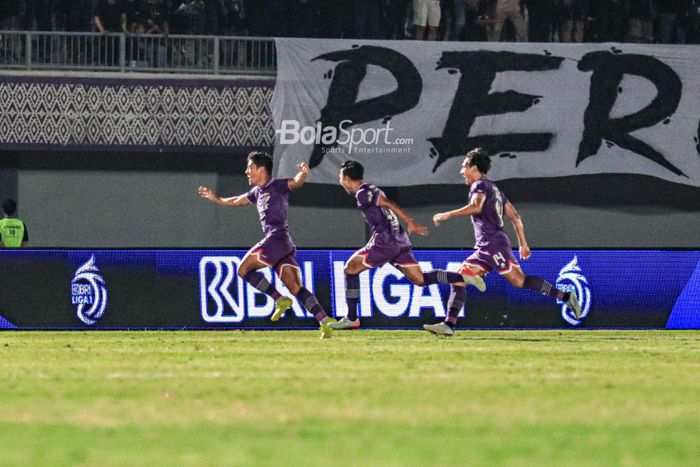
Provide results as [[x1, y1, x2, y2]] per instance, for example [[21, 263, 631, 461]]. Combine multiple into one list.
[[423, 269, 486, 292], [243, 270, 282, 301], [295, 286, 336, 339], [523, 275, 567, 300]]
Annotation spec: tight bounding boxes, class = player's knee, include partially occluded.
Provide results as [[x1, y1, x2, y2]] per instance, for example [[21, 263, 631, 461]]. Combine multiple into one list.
[[344, 265, 359, 275], [237, 267, 248, 279], [409, 276, 425, 286], [509, 276, 525, 288]]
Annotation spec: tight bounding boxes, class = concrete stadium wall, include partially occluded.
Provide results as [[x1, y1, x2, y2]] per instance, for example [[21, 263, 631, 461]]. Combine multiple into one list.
[[2, 151, 698, 248], [16, 170, 365, 248]]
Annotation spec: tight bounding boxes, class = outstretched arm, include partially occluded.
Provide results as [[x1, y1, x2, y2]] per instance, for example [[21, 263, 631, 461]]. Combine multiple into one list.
[[432, 193, 485, 226], [377, 195, 429, 236], [287, 163, 310, 191], [504, 201, 530, 260], [198, 186, 251, 207], [94, 16, 107, 33]]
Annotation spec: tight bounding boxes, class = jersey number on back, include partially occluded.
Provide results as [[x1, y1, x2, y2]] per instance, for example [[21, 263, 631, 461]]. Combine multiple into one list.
[[493, 187, 505, 228], [382, 207, 401, 233], [377, 188, 401, 233]]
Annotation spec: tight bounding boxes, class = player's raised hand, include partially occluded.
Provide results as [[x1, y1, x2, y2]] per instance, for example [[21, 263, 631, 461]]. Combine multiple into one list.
[[433, 212, 449, 226], [519, 245, 531, 260], [289, 163, 311, 190], [407, 221, 429, 236], [198, 186, 217, 201]]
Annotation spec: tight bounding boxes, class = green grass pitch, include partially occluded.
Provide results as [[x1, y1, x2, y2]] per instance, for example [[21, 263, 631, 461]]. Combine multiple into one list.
[[0, 330, 698, 466]]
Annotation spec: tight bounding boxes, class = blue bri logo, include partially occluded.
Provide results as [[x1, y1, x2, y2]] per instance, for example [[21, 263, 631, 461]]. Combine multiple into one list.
[[555, 256, 592, 326], [71, 255, 108, 325]]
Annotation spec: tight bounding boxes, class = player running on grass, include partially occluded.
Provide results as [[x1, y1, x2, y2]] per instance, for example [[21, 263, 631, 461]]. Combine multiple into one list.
[[424, 148, 582, 336], [330, 160, 486, 330], [198, 151, 337, 338]]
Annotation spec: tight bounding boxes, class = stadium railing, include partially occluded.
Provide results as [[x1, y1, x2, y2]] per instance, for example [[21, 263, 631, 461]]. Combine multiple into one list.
[[0, 30, 276, 75]]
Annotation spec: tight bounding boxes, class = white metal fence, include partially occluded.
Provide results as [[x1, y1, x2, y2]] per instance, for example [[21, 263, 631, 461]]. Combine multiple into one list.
[[0, 31, 276, 75]]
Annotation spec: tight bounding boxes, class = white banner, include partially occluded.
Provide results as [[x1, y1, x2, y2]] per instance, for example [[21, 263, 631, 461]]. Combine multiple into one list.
[[272, 38, 700, 187]]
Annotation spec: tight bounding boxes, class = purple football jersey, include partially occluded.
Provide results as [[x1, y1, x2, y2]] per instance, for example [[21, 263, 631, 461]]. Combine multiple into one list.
[[469, 178, 511, 249], [356, 183, 411, 247], [246, 178, 291, 235]]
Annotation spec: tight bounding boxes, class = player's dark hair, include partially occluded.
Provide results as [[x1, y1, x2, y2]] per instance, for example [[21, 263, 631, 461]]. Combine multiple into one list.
[[465, 148, 492, 174], [2, 198, 17, 216], [247, 151, 273, 174], [340, 160, 364, 181]]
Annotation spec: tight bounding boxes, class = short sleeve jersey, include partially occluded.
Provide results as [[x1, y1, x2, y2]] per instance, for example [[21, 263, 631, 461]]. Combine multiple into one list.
[[0, 218, 28, 248], [469, 178, 510, 248], [246, 178, 291, 235], [356, 183, 409, 245], [94, 0, 126, 31]]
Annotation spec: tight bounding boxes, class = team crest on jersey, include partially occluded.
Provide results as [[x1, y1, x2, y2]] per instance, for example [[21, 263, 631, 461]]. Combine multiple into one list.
[[258, 192, 270, 224], [71, 255, 108, 326], [555, 256, 592, 326]]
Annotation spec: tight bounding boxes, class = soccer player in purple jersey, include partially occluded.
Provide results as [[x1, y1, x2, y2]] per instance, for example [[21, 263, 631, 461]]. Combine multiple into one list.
[[424, 148, 583, 336], [198, 151, 337, 338], [330, 160, 487, 330]]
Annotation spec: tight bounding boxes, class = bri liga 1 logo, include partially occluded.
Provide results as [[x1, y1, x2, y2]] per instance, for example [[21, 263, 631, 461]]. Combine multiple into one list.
[[71, 255, 108, 326], [556, 256, 592, 326]]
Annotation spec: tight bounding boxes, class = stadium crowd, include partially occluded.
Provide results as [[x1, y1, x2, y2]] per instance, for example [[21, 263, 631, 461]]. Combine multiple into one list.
[[0, 0, 699, 43]]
